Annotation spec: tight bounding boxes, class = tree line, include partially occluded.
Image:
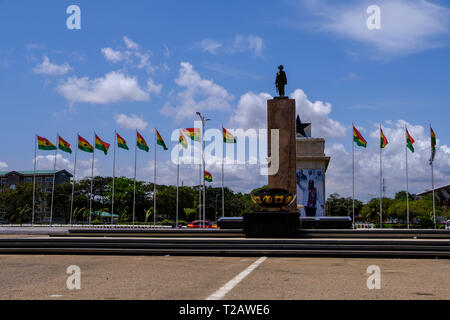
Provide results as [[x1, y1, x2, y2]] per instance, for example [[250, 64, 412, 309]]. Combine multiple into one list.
[[0, 178, 447, 227], [326, 191, 447, 228], [0, 177, 259, 224]]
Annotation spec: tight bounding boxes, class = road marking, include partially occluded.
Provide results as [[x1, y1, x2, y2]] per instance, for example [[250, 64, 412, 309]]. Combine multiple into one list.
[[206, 256, 267, 300]]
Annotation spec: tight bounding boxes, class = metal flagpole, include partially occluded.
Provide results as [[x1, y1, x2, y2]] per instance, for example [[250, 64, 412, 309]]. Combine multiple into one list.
[[49, 133, 58, 226], [89, 132, 95, 225], [430, 124, 436, 229], [222, 126, 225, 218], [379, 124, 383, 229], [405, 125, 409, 229], [176, 143, 180, 228], [202, 122, 206, 229], [352, 123, 355, 229], [112, 130, 116, 224], [199, 141, 201, 222], [32, 134, 37, 225], [133, 130, 137, 225], [431, 160, 436, 229], [153, 130, 157, 228], [70, 134, 78, 225]]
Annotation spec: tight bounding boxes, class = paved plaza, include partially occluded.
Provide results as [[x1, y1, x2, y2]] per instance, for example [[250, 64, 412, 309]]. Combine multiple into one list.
[[0, 254, 448, 300]]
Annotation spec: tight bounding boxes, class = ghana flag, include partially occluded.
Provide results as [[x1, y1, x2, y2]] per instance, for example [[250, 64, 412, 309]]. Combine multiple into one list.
[[406, 128, 415, 153], [223, 127, 236, 144], [95, 134, 110, 155], [353, 125, 367, 148], [380, 128, 388, 149], [204, 170, 213, 182], [179, 130, 188, 149], [137, 131, 149, 152], [78, 135, 94, 153], [156, 129, 168, 150], [430, 127, 436, 152], [430, 126, 436, 164], [116, 133, 129, 150], [183, 128, 201, 142], [58, 136, 72, 154], [37, 136, 57, 151]]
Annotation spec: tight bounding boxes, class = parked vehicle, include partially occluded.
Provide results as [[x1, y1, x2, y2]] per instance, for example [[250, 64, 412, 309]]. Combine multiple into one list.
[[446, 220, 450, 230], [187, 220, 218, 229]]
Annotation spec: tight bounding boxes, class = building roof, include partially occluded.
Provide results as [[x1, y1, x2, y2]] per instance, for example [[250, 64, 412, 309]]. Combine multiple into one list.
[[0, 170, 73, 178], [417, 183, 449, 198]]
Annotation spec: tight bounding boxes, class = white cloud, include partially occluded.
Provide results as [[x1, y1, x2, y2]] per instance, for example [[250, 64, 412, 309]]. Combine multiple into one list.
[[115, 114, 148, 131], [161, 62, 234, 123], [298, 0, 450, 55], [197, 39, 223, 54], [27, 44, 46, 50], [34, 154, 71, 171], [147, 78, 162, 95], [229, 89, 346, 140], [292, 89, 347, 139], [33, 56, 72, 76], [0, 161, 8, 170], [123, 36, 140, 50], [325, 120, 450, 201], [230, 92, 272, 129], [57, 71, 149, 104], [232, 35, 264, 55], [101, 47, 124, 63]]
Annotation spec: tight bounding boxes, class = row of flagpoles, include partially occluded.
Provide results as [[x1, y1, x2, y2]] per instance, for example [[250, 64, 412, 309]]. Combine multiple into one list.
[[31, 127, 238, 226], [352, 123, 438, 229]]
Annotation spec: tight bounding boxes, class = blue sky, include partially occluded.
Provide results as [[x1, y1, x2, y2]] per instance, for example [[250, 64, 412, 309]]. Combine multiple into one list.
[[0, 0, 449, 200]]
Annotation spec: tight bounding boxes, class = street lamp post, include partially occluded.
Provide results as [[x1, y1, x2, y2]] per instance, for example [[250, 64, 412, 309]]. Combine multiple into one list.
[[196, 112, 210, 229]]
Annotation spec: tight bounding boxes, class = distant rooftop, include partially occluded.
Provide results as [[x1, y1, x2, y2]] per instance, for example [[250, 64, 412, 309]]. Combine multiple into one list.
[[0, 170, 72, 177]]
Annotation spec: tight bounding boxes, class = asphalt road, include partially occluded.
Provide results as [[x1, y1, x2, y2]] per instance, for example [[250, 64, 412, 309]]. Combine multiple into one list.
[[0, 255, 448, 300]]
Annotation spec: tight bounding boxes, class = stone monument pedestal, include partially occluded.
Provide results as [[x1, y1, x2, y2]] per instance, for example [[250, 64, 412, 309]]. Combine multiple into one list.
[[243, 212, 300, 238], [267, 98, 297, 211], [243, 98, 300, 238]]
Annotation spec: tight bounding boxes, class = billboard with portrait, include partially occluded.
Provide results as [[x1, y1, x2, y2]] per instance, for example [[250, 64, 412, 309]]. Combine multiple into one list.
[[296, 169, 325, 217]]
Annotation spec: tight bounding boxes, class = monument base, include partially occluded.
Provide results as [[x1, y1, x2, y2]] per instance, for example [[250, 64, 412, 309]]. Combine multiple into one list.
[[243, 212, 300, 238]]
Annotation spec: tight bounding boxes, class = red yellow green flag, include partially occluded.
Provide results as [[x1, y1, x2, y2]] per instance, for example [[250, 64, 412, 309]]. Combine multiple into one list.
[[179, 130, 188, 149], [37, 136, 56, 151], [430, 127, 436, 152], [204, 170, 213, 182], [223, 127, 236, 144], [183, 128, 201, 142], [137, 131, 149, 152], [78, 135, 94, 153], [58, 136, 72, 154], [353, 125, 367, 148], [95, 134, 110, 155], [406, 128, 415, 153], [116, 133, 129, 150], [380, 128, 388, 149], [430, 126, 436, 164], [156, 129, 168, 150]]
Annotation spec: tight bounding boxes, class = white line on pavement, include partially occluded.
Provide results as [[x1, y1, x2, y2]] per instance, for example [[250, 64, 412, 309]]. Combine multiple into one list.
[[206, 256, 267, 300]]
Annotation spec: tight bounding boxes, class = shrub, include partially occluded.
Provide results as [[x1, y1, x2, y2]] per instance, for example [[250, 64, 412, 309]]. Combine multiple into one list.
[[416, 216, 434, 229]]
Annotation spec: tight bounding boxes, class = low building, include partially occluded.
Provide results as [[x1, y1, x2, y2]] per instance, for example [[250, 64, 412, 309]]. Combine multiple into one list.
[[0, 170, 73, 221], [417, 183, 449, 213]]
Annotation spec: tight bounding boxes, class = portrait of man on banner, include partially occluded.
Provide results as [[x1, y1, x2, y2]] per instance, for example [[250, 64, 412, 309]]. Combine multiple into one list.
[[296, 169, 325, 217]]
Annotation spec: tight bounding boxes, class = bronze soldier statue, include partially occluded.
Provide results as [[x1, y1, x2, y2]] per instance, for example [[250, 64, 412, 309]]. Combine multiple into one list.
[[275, 65, 287, 97]]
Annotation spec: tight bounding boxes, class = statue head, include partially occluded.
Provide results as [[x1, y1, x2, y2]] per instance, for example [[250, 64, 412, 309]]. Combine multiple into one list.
[[278, 65, 284, 71]]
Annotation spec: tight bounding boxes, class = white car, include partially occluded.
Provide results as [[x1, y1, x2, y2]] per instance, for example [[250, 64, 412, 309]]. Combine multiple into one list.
[[446, 220, 450, 230]]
